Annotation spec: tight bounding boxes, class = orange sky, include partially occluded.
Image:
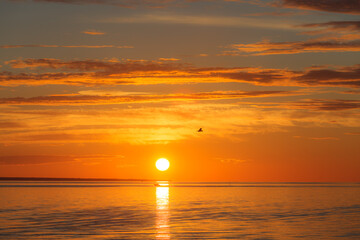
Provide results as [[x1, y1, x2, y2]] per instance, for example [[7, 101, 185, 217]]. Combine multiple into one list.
[[0, 0, 359, 181]]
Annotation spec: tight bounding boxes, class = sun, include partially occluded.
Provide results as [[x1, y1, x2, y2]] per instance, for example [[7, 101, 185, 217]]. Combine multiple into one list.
[[156, 158, 170, 171]]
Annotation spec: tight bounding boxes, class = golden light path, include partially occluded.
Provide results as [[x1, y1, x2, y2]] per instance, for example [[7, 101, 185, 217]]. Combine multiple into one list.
[[156, 182, 170, 239]]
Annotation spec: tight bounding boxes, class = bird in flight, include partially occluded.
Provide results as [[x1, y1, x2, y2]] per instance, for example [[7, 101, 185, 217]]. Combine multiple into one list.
[[198, 128, 203, 132]]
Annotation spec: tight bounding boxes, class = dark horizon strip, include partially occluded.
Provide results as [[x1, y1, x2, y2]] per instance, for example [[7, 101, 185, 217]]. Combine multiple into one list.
[[0, 184, 359, 188], [0, 177, 156, 182], [0, 178, 359, 188]]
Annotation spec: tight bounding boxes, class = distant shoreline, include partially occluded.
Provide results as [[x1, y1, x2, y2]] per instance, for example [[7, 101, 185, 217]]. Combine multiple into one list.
[[0, 177, 156, 182], [0, 177, 358, 183]]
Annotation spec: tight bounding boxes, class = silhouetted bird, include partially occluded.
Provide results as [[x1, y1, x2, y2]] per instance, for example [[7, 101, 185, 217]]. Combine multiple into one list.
[[198, 128, 203, 132]]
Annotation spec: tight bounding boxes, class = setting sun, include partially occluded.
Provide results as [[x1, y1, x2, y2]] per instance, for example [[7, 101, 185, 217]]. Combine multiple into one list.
[[156, 158, 170, 171]]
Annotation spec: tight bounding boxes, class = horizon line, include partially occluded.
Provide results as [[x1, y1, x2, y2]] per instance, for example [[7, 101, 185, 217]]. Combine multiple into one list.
[[0, 177, 359, 184]]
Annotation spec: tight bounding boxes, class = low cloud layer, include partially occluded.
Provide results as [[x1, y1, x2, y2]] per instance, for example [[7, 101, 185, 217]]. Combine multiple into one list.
[[1, 58, 359, 88], [0, 90, 294, 105]]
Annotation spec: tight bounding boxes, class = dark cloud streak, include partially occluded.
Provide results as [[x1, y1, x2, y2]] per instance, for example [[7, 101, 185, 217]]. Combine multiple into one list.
[[2, 59, 360, 88], [0, 45, 132, 49], [279, 0, 360, 15], [0, 90, 294, 105], [290, 99, 360, 111]]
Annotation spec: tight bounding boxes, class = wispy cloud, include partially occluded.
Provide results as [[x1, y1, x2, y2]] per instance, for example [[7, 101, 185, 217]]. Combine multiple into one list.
[[82, 30, 106, 35], [342, 90, 360, 95], [1, 58, 360, 88], [226, 39, 360, 55], [345, 132, 360, 135], [0, 44, 133, 49], [299, 21, 360, 35], [217, 157, 249, 164], [225, 20, 360, 55], [294, 65, 360, 87], [0, 121, 27, 128], [100, 13, 294, 30], [309, 137, 339, 140], [5, 58, 183, 71], [0, 90, 296, 105], [288, 99, 360, 111], [158, 58, 180, 61], [276, 0, 360, 15], [244, 11, 308, 17], [1, 100, 359, 145], [250, 99, 360, 111], [0, 154, 125, 165]]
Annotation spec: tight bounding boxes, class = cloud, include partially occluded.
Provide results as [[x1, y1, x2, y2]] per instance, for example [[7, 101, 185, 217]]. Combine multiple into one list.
[[207, 64, 360, 88], [0, 154, 125, 165], [2, 58, 360, 88], [82, 30, 106, 35], [278, 0, 360, 15], [226, 39, 360, 55], [244, 99, 360, 111], [100, 13, 294, 29], [158, 58, 180, 61], [0, 121, 27, 128], [309, 137, 339, 140], [345, 132, 360, 135], [0, 155, 74, 165], [217, 157, 248, 164], [217, 69, 291, 84], [342, 90, 360, 94], [287, 99, 360, 111], [294, 65, 360, 87], [1, 99, 359, 145], [244, 11, 308, 17], [300, 21, 360, 35], [0, 90, 295, 105], [0, 44, 132, 49], [5, 58, 183, 72], [225, 20, 360, 56]]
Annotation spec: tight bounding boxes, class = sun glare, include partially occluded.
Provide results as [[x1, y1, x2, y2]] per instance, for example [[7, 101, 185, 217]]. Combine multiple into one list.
[[156, 158, 170, 171]]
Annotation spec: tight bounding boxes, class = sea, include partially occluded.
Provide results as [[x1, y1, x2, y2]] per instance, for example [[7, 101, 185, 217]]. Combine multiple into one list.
[[0, 181, 359, 239]]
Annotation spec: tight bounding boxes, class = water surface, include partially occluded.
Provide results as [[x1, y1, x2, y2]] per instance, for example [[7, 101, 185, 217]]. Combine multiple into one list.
[[0, 182, 359, 239]]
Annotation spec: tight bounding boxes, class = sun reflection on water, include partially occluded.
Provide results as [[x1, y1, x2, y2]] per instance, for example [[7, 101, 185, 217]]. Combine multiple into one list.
[[156, 183, 170, 239]]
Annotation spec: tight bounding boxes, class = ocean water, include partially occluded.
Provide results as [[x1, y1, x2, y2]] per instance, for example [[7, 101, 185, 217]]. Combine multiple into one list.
[[0, 182, 359, 239]]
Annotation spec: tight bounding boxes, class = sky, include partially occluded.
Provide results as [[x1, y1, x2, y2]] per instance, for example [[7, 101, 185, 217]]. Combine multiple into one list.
[[0, 0, 359, 182]]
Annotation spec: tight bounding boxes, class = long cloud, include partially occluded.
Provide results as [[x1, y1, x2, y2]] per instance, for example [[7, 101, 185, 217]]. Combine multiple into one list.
[[226, 20, 360, 55], [227, 39, 360, 55], [0, 45, 133, 49], [0, 90, 295, 105], [1, 58, 360, 88]]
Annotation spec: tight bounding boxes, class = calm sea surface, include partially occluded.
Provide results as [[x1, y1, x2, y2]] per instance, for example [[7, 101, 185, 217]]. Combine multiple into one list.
[[0, 182, 359, 239]]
